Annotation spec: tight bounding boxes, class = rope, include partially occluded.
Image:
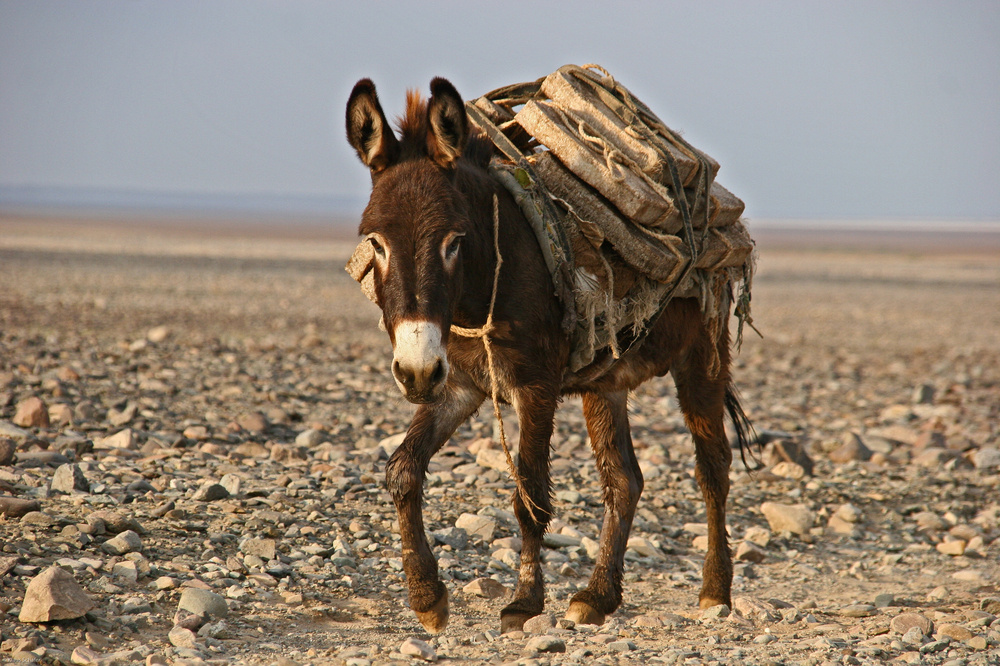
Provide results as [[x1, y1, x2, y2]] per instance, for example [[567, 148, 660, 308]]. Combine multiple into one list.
[[450, 194, 545, 523]]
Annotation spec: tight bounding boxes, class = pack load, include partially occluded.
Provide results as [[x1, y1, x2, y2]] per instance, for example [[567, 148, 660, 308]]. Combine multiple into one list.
[[466, 64, 755, 375]]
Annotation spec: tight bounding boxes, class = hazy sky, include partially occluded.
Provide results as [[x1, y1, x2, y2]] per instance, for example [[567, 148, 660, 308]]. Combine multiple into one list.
[[1, 0, 998, 221]]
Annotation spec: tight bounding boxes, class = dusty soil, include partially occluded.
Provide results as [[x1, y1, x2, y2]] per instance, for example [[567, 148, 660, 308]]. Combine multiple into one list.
[[1, 217, 998, 665]]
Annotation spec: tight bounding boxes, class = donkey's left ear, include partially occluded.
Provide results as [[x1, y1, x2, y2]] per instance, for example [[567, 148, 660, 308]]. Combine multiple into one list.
[[346, 79, 400, 173], [426, 77, 468, 169]]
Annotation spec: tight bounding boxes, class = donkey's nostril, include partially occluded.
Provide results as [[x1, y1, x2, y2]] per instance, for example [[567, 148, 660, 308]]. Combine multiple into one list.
[[430, 358, 446, 386], [392, 359, 414, 388]]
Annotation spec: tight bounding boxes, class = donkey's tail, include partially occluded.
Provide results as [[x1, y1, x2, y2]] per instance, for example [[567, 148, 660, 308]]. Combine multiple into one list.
[[725, 383, 760, 471]]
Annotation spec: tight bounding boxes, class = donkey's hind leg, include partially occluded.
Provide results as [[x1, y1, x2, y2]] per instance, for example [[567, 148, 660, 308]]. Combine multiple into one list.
[[500, 387, 558, 633], [385, 380, 484, 633], [566, 390, 643, 625], [672, 327, 734, 610]]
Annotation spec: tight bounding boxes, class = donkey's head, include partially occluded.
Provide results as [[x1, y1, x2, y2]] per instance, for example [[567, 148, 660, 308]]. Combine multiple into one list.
[[346, 78, 471, 404]]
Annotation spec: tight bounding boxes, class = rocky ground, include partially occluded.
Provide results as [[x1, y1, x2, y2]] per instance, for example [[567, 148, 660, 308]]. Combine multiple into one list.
[[1, 218, 999, 666]]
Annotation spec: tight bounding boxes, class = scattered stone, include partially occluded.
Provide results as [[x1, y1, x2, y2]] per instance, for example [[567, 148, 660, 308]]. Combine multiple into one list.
[[94, 429, 136, 450], [770, 460, 806, 479], [0, 496, 41, 517], [526, 635, 566, 653], [829, 432, 872, 463], [735, 541, 766, 563], [51, 463, 90, 494], [936, 539, 966, 556], [455, 513, 497, 541], [178, 587, 229, 619], [937, 623, 974, 642], [87, 510, 144, 534], [765, 439, 815, 476], [71, 645, 104, 664], [972, 447, 1000, 470], [522, 613, 556, 633], [0, 438, 15, 465], [295, 428, 325, 447], [168, 626, 199, 649], [241, 538, 277, 560], [236, 412, 268, 433], [399, 638, 437, 661], [463, 578, 509, 599], [100, 530, 142, 555], [608, 640, 637, 652], [733, 596, 779, 622], [147, 325, 170, 343], [14, 396, 49, 428], [841, 604, 877, 617], [192, 481, 229, 501], [891, 612, 933, 636], [874, 593, 896, 608], [19, 565, 96, 622], [702, 604, 730, 619], [981, 597, 1000, 614], [760, 502, 814, 535]]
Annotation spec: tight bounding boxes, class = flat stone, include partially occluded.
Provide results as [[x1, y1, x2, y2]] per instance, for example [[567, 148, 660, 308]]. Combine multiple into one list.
[[891, 612, 933, 636], [0, 421, 31, 440], [770, 461, 806, 479], [399, 638, 437, 661], [0, 496, 41, 517], [765, 439, 815, 476], [100, 530, 142, 555], [51, 463, 90, 494], [178, 587, 229, 619], [936, 623, 974, 641], [760, 502, 815, 535], [475, 447, 509, 472], [841, 604, 877, 617], [236, 412, 268, 433], [608, 640, 637, 652], [463, 577, 509, 599], [241, 538, 277, 560], [19, 565, 96, 622], [71, 645, 104, 664], [455, 513, 497, 541], [733, 596, 779, 622], [526, 635, 566, 653], [192, 481, 229, 502], [874, 593, 896, 608]]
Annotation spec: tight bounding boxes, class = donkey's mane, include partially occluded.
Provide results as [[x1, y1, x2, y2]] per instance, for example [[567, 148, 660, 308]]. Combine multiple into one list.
[[396, 90, 493, 168]]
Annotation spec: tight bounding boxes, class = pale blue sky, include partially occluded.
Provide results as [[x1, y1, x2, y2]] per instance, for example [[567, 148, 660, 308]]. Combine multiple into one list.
[[1, 0, 998, 221]]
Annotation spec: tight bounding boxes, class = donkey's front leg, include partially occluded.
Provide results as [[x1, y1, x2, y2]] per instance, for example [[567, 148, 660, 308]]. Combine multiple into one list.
[[385, 383, 483, 633], [500, 387, 558, 633]]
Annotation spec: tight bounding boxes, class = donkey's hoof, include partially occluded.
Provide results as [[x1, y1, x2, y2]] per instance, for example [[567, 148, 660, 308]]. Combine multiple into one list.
[[699, 595, 731, 611], [500, 611, 533, 634], [414, 589, 449, 634], [566, 600, 605, 626]]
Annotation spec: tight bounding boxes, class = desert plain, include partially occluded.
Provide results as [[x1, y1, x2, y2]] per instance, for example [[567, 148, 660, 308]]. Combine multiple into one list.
[[1, 216, 999, 665]]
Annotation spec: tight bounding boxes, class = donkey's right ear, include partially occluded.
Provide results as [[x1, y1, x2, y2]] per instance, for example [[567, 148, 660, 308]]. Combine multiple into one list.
[[346, 79, 400, 173]]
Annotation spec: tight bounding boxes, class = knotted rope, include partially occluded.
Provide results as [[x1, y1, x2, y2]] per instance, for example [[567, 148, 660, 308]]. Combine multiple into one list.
[[450, 195, 545, 523]]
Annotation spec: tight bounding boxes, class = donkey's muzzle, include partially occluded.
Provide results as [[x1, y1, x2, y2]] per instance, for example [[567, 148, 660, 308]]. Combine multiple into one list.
[[391, 320, 449, 403]]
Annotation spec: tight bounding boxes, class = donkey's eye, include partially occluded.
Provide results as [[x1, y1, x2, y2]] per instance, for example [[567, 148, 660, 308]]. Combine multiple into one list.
[[445, 234, 463, 260], [368, 236, 386, 258]]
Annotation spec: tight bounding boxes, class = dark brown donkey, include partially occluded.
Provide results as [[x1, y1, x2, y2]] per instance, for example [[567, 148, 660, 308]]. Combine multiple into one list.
[[345, 77, 752, 634]]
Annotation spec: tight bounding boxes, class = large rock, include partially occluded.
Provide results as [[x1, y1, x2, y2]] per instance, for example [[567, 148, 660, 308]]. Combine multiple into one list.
[[760, 502, 815, 535], [0, 496, 41, 518], [829, 432, 872, 463], [455, 513, 497, 541], [19, 566, 95, 622]]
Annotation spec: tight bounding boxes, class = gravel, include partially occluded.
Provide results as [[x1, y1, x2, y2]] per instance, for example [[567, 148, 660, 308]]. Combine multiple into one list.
[[1, 222, 999, 665]]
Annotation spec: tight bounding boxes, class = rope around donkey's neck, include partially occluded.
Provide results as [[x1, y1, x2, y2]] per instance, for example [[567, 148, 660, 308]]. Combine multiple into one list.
[[450, 194, 545, 524]]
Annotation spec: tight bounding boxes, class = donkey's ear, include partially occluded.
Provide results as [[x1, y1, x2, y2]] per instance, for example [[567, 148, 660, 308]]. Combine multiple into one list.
[[426, 77, 468, 169], [346, 79, 400, 173]]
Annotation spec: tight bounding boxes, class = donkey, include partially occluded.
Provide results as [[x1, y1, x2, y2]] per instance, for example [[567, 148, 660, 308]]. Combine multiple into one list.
[[345, 76, 751, 634]]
